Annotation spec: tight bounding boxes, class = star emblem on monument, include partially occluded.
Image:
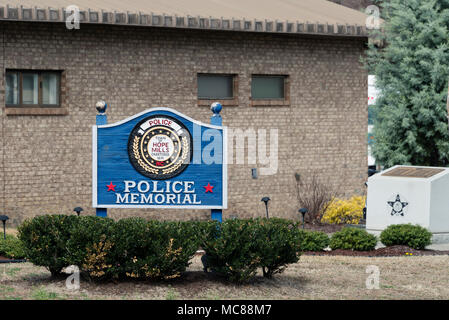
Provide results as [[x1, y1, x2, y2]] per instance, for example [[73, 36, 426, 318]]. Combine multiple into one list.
[[387, 194, 408, 216], [204, 183, 214, 193], [106, 182, 116, 192]]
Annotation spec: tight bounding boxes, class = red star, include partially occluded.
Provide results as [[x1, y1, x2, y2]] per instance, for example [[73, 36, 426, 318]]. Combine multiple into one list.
[[204, 183, 214, 193], [106, 182, 116, 192]]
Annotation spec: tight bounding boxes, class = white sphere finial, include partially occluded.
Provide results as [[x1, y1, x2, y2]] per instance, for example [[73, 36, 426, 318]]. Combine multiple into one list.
[[96, 100, 107, 114], [211, 102, 223, 115]]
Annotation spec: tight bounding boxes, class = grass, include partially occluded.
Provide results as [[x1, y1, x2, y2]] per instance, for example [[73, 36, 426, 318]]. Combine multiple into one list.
[[0, 255, 448, 300], [0, 285, 15, 294], [31, 286, 61, 300], [165, 286, 178, 300], [0, 285, 22, 300], [5, 267, 21, 277]]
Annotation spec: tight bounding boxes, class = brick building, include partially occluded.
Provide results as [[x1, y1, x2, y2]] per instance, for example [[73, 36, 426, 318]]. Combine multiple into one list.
[[0, 0, 368, 225]]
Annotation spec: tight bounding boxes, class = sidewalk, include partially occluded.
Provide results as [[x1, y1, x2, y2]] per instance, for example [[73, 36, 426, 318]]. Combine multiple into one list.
[[375, 242, 449, 251]]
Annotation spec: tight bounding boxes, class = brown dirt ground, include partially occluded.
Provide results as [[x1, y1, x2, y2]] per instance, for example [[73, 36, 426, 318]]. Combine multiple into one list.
[[1, 255, 449, 300]]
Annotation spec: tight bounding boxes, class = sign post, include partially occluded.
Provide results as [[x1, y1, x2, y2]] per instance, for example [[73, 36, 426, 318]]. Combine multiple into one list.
[[92, 103, 227, 217], [95, 101, 108, 217], [210, 102, 223, 222]]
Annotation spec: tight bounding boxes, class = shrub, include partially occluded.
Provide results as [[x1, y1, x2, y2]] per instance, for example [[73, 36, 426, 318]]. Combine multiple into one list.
[[295, 171, 336, 224], [19, 215, 304, 283], [380, 224, 432, 250], [201, 219, 260, 283], [110, 218, 203, 280], [0, 234, 26, 259], [298, 230, 330, 251], [19, 215, 205, 281], [321, 196, 366, 225], [202, 218, 302, 282], [253, 218, 302, 278], [65, 216, 116, 280], [330, 227, 377, 251], [18, 215, 78, 276]]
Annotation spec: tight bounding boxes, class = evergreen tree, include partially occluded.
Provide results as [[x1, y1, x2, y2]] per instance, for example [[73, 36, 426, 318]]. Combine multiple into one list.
[[367, 0, 449, 167]]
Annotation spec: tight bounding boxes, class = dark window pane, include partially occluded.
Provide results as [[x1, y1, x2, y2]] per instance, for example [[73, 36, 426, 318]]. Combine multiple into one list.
[[252, 76, 285, 99], [22, 73, 39, 104], [42, 73, 60, 105], [6, 72, 19, 105], [198, 75, 233, 99]]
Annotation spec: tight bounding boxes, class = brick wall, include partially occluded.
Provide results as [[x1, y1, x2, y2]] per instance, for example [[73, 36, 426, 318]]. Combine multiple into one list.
[[0, 21, 367, 226]]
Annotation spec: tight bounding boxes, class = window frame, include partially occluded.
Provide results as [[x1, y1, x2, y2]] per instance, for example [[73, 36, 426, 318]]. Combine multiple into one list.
[[5, 69, 62, 108], [197, 73, 239, 107], [250, 74, 290, 107]]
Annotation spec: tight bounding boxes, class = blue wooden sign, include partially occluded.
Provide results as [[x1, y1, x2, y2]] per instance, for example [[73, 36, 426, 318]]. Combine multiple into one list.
[[92, 107, 227, 214]]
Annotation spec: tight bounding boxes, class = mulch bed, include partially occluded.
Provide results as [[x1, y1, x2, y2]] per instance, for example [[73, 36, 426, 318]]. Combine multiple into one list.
[[302, 223, 346, 233], [0, 255, 26, 263], [303, 245, 449, 257]]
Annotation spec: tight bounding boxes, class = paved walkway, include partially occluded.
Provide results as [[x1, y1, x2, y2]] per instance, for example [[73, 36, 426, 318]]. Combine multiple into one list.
[[375, 242, 449, 251], [427, 243, 449, 251]]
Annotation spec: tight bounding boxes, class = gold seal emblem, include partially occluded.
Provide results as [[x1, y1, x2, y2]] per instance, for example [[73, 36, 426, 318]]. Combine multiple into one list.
[[128, 115, 192, 179]]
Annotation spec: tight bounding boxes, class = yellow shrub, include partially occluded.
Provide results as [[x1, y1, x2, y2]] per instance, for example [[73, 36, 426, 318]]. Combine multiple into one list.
[[321, 196, 366, 225]]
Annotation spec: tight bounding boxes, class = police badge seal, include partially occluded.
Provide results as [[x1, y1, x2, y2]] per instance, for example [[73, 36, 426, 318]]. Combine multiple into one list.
[[128, 115, 192, 180]]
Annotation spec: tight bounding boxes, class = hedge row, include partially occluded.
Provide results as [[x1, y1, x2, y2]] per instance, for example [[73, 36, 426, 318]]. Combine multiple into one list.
[[328, 224, 432, 251], [18, 215, 204, 280], [18, 216, 307, 283], [17, 215, 433, 283]]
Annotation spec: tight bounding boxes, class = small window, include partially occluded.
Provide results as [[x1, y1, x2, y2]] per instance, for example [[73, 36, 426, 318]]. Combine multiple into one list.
[[251, 75, 286, 100], [5, 70, 61, 107], [198, 74, 234, 99]]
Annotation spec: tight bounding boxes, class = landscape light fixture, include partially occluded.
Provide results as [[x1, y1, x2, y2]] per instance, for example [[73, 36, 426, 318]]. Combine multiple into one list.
[[363, 182, 368, 220], [73, 207, 84, 217], [299, 208, 308, 229], [261, 197, 271, 218], [0, 215, 9, 240]]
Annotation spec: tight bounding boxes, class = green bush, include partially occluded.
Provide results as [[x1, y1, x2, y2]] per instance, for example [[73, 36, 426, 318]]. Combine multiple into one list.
[[66, 216, 116, 280], [18, 215, 78, 275], [201, 219, 260, 283], [19, 215, 205, 281], [253, 218, 302, 278], [330, 227, 377, 251], [298, 230, 330, 251], [110, 218, 203, 280], [380, 224, 432, 250], [18, 215, 304, 283], [202, 218, 302, 282], [0, 234, 26, 259]]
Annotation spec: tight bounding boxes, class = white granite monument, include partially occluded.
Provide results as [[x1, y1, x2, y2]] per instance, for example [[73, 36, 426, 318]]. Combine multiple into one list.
[[366, 165, 449, 243]]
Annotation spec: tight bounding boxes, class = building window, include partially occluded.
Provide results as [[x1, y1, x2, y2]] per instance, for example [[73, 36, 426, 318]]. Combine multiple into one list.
[[197, 73, 238, 106], [5, 70, 61, 107], [251, 75, 286, 99], [250, 75, 289, 106], [198, 74, 234, 99]]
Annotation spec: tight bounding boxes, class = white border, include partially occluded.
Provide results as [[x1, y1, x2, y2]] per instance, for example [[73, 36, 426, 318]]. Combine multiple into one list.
[[98, 107, 223, 130], [92, 204, 226, 209], [92, 108, 228, 209], [92, 125, 98, 208], [222, 126, 228, 209]]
